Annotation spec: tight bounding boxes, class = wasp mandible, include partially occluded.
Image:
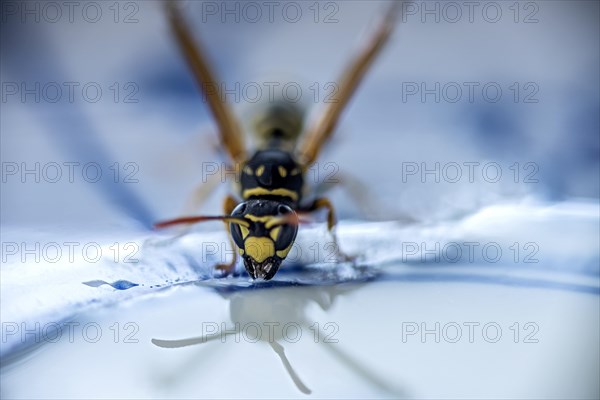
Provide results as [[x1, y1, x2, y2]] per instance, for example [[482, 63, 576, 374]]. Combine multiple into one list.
[[156, 2, 401, 280]]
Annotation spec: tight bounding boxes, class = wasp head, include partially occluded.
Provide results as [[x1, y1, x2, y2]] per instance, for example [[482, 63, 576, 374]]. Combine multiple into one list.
[[229, 199, 298, 280]]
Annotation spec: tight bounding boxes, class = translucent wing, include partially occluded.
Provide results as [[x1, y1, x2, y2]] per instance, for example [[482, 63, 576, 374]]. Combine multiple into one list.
[[165, 2, 247, 164], [296, 2, 401, 167]]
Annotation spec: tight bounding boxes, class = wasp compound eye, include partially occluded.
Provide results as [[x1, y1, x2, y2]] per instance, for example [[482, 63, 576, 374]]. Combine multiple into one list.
[[278, 204, 292, 215], [232, 202, 247, 216]]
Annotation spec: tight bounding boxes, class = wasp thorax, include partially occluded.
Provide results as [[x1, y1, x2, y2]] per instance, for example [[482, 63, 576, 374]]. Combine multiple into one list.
[[239, 149, 304, 209]]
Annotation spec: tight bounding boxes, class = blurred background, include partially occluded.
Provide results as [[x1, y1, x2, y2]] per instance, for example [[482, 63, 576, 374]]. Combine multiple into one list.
[[1, 1, 599, 398]]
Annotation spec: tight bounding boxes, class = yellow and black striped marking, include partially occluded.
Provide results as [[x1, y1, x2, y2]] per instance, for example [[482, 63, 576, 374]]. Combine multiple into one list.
[[240, 149, 304, 208], [229, 199, 298, 280], [161, 0, 400, 280]]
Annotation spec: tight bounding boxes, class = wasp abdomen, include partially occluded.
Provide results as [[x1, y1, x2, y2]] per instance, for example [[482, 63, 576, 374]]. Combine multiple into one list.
[[251, 100, 305, 152]]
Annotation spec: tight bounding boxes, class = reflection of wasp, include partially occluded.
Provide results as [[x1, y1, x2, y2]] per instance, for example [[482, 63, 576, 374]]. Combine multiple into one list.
[[152, 284, 405, 396], [156, 2, 400, 280]]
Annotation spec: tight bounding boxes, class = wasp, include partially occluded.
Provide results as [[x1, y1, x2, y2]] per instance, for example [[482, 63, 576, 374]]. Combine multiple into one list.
[[156, 2, 400, 280]]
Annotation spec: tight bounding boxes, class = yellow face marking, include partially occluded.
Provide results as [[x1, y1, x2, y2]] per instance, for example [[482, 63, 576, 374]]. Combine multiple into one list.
[[256, 165, 265, 177], [242, 188, 299, 202], [244, 237, 275, 263], [269, 226, 281, 241], [240, 225, 250, 239], [243, 166, 253, 175], [276, 243, 293, 259], [291, 168, 300, 176], [238, 248, 245, 256], [278, 166, 287, 178]]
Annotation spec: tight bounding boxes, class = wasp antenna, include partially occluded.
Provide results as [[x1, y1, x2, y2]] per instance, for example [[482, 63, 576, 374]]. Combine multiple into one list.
[[222, 217, 251, 227], [264, 214, 301, 229], [154, 215, 250, 229]]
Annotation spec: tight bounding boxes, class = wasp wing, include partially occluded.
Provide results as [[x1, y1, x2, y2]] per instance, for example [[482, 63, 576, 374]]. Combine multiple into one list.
[[165, 2, 247, 164], [296, 2, 401, 167]]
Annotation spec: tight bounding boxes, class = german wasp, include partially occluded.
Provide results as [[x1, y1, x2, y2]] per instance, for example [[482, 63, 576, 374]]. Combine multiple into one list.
[[156, 2, 400, 280]]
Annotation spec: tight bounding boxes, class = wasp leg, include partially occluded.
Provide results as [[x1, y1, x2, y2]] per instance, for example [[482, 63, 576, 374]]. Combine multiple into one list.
[[312, 172, 379, 219], [150, 196, 245, 270], [182, 172, 222, 215], [301, 198, 354, 262], [314, 326, 406, 397], [143, 173, 224, 249], [312, 172, 418, 224], [296, 2, 401, 167], [214, 195, 239, 276], [153, 172, 224, 244], [165, 2, 246, 164], [269, 341, 312, 394]]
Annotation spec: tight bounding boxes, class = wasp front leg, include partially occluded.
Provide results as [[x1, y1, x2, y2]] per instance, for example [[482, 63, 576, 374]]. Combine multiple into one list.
[[301, 198, 354, 262], [214, 195, 240, 276]]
